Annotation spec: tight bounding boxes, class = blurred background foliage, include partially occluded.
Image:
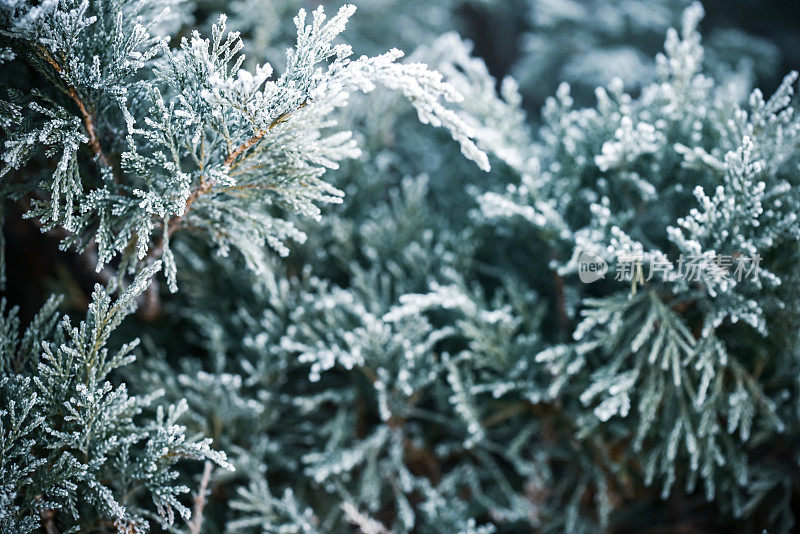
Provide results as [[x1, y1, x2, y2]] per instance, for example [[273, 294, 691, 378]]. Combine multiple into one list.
[[7, 0, 799, 323], [4, 0, 800, 532]]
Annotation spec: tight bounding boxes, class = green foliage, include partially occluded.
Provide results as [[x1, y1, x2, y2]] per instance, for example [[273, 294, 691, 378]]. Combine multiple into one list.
[[0, 265, 229, 533], [2, 0, 800, 532], [1, 0, 488, 293]]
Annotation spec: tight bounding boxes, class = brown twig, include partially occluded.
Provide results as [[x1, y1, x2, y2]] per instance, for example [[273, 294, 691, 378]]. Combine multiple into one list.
[[182, 176, 212, 219], [135, 102, 305, 317], [224, 129, 268, 167], [224, 100, 307, 168], [37, 47, 111, 169], [136, 106, 295, 310], [187, 461, 214, 534], [135, 100, 306, 271]]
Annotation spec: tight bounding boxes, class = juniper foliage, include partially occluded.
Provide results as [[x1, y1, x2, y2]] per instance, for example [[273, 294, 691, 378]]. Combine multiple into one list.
[[2, 0, 800, 533], [0, 0, 488, 292], [0, 264, 230, 533]]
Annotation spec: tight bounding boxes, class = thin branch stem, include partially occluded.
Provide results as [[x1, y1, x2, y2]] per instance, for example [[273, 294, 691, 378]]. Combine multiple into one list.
[[136, 102, 306, 316], [224, 100, 307, 168], [188, 461, 214, 534], [38, 47, 112, 170], [224, 128, 268, 168]]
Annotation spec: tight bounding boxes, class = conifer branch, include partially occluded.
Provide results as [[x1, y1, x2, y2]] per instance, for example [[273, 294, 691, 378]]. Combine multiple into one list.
[[3, 1, 799, 531], [224, 101, 307, 168], [188, 461, 214, 534], [37, 47, 112, 171]]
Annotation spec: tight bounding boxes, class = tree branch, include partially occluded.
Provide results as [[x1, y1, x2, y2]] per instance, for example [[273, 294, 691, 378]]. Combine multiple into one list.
[[188, 461, 214, 534], [224, 100, 307, 168], [37, 47, 112, 170]]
